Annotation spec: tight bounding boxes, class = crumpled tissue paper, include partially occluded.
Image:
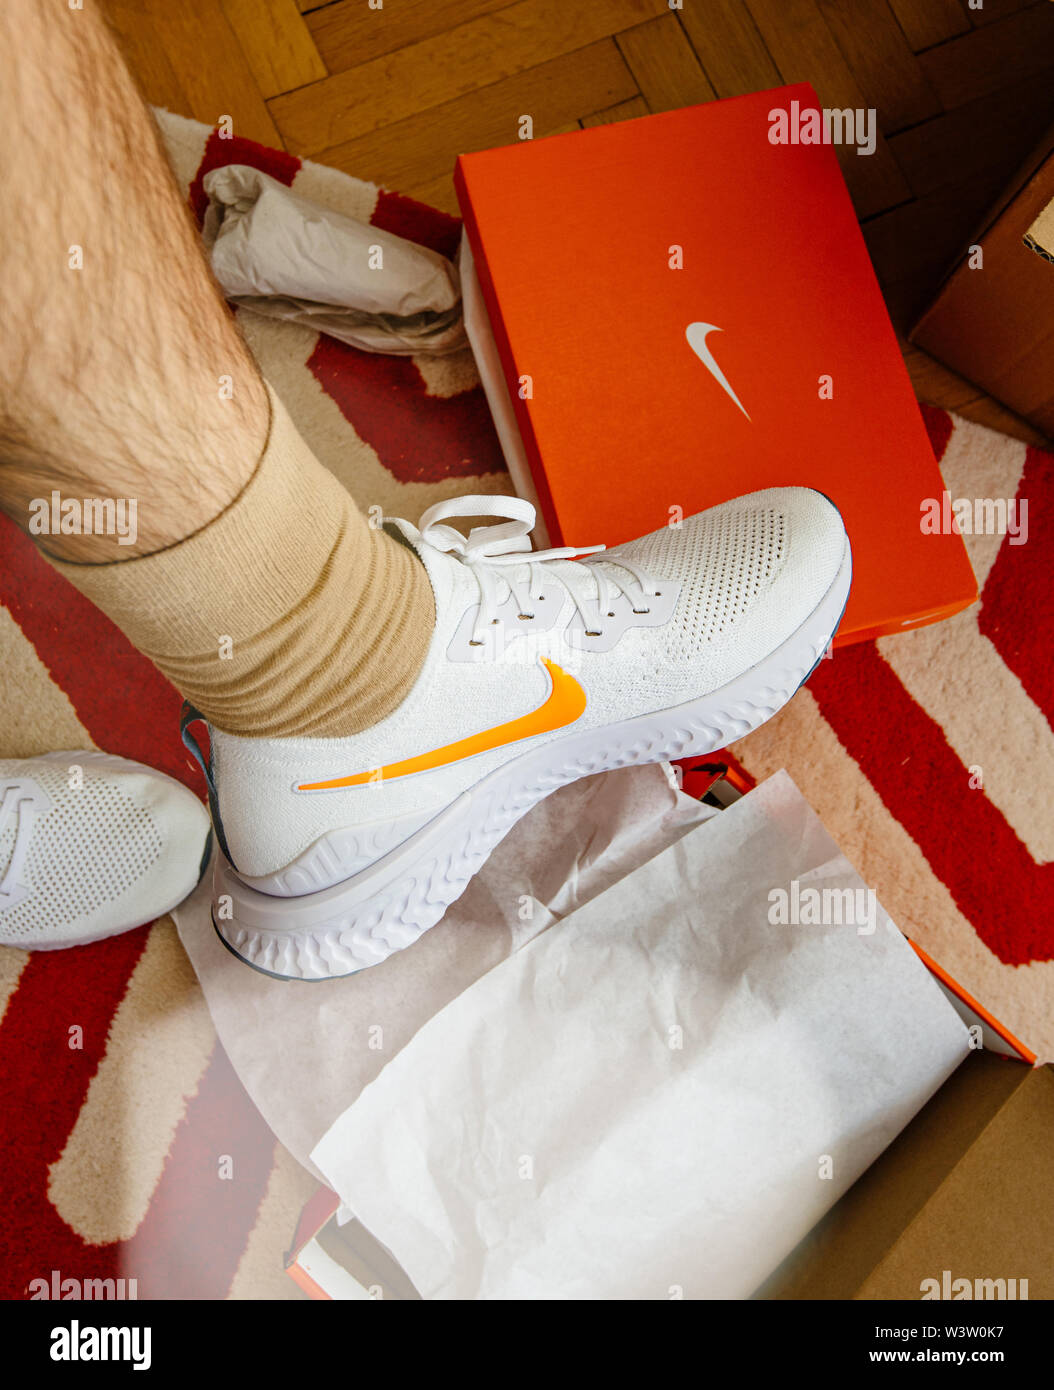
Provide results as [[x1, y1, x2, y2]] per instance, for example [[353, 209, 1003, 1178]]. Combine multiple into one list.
[[201, 164, 466, 355], [172, 762, 712, 1179], [308, 771, 971, 1299]]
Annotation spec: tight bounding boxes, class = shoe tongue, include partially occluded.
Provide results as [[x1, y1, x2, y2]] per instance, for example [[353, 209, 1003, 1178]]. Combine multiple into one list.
[[383, 516, 475, 615]]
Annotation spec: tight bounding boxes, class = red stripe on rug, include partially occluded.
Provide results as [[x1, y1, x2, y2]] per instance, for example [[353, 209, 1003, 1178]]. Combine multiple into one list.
[[0, 935, 147, 1297], [808, 642, 1052, 966], [0, 943, 273, 1299], [371, 189, 462, 260], [0, 517, 239, 1297], [308, 333, 506, 483], [0, 519, 196, 792], [977, 443, 1054, 727], [919, 403, 954, 465], [122, 1045, 278, 1299]]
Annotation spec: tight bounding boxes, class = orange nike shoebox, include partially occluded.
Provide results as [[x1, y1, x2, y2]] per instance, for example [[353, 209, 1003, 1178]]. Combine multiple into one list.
[[454, 83, 977, 645]]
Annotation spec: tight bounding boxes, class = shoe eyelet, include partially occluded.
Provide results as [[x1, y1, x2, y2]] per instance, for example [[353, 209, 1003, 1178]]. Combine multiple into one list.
[[607, 611, 615, 617], [468, 639, 483, 647], [633, 608, 651, 615], [518, 613, 535, 621], [585, 630, 602, 637]]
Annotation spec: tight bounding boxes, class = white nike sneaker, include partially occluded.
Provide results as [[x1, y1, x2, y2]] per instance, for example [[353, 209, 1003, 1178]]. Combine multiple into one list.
[[187, 489, 850, 981], [0, 751, 212, 950]]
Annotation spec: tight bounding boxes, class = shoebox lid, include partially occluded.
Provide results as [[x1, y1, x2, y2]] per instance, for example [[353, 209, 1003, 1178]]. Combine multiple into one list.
[[759, 1049, 1053, 1300], [455, 82, 977, 646]]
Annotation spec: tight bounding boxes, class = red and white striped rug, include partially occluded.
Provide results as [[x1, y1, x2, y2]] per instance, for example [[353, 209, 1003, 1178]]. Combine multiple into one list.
[[0, 114, 1050, 1300]]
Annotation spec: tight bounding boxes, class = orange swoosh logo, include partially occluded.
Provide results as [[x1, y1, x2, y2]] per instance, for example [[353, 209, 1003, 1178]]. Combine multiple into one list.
[[296, 658, 586, 791]]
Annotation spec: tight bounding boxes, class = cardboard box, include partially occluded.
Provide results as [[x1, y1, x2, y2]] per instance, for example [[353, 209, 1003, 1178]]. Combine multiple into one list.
[[912, 132, 1054, 438], [1024, 196, 1054, 265], [288, 987, 1036, 1302], [455, 83, 977, 646], [760, 1050, 1052, 1300]]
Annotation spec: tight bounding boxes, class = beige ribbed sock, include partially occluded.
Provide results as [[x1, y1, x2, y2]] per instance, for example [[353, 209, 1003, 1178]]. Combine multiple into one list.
[[45, 385, 435, 739]]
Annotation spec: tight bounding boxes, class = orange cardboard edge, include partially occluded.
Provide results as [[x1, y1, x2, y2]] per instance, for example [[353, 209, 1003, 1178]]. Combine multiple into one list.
[[454, 156, 566, 548], [909, 938, 1036, 1064], [285, 1184, 341, 1295], [834, 591, 978, 646], [285, 1183, 340, 1262], [286, 1263, 333, 1301], [675, 750, 755, 798]]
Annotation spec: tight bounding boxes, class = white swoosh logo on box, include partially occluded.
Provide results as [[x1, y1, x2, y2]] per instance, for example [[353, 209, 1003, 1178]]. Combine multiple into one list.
[[685, 322, 751, 420]]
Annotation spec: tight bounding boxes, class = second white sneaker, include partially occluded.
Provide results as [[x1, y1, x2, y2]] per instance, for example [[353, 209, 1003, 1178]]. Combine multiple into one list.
[[0, 750, 212, 949], [190, 489, 851, 980]]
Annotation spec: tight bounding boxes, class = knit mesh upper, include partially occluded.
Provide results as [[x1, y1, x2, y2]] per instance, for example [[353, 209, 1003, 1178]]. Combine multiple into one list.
[[0, 763, 164, 940], [606, 501, 787, 654]]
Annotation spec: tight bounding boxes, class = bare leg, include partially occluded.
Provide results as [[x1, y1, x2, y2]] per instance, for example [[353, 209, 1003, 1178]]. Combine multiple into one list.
[[0, 0, 265, 560], [0, 0, 434, 739]]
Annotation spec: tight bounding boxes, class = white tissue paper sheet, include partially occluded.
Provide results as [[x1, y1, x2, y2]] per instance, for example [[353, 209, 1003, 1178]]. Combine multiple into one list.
[[172, 763, 713, 1178], [201, 164, 466, 355], [310, 771, 971, 1300]]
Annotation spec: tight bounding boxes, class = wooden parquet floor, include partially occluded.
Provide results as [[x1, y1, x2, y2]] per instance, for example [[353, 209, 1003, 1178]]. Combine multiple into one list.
[[102, 0, 1054, 446]]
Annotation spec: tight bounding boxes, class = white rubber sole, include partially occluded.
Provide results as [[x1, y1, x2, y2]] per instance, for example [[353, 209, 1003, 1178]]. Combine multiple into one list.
[[213, 542, 851, 980]]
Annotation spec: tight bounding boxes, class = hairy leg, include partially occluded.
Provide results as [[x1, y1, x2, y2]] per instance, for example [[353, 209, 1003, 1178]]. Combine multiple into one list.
[[0, 0, 435, 739], [0, 0, 266, 560]]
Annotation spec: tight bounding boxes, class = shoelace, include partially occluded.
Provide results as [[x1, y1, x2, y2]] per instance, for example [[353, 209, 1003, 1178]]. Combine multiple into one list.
[[415, 495, 662, 642], [0, 784, 39, 900]]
